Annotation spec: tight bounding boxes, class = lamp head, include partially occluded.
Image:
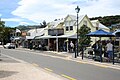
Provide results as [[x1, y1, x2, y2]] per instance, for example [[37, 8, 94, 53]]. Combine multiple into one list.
[[75, 6, 80, 13]]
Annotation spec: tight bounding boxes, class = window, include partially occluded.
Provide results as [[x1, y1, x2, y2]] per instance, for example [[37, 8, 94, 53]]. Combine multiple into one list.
[[70, 26, 73, 30], [66, 26, 69, 31]]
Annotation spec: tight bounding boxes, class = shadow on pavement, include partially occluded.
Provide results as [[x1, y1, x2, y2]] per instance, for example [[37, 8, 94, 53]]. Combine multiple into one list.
[[0, 71, 18, 78], [0, 55, 19, 63]]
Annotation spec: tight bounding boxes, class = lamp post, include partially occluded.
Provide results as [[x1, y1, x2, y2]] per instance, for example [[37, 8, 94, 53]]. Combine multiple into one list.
[[56, 33, 58, 52], [75, 6, 80, 58]]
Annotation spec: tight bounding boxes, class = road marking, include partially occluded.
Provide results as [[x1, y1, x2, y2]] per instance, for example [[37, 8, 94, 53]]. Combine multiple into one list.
[[93, 64, 108, 68], [44, 68, 53, 72], [66, 56, 71, 60], [61, 74, 76, 80], [79, 61, 87, 64], [32, 63, 39, 67]]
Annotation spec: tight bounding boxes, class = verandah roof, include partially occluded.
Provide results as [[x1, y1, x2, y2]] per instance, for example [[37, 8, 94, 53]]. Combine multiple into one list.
[[35, 34, 78, 39]]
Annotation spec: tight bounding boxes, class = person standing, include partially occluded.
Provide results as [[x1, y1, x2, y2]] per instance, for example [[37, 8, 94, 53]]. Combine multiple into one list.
[[70, 41, 74, 53], [29, 41, 33, 50], [92, 41, 101, 56], [106, 41, 113, 61], [63, 42, 66, 51]]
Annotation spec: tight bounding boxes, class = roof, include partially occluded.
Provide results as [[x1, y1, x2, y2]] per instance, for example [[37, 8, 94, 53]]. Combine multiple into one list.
[[91, 20, 109, 30], [68, 14, 85, 21], [47, 19, 64, 29], [68, 15, 76, 20], [91, 20, 99, 23], [78, 15, 86, 23], [99, 23, 109, 30], [16, 29, 21, 33], [26, 28, 45, 39], [63, 15, 85, 26]]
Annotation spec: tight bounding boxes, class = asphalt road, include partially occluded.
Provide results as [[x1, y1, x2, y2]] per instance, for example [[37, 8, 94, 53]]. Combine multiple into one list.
[[1, 49, 120, 80]]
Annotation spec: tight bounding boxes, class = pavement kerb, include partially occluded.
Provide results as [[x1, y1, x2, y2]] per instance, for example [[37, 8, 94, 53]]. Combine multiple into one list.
[[45, 51, 120, 70], [16, 48, 120, 70], [71, 57, 120, 70]]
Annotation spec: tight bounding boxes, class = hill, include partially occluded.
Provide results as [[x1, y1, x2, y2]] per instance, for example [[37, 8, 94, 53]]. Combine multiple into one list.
[[90, 15, 120, 27], [17, 15, 120, 30]]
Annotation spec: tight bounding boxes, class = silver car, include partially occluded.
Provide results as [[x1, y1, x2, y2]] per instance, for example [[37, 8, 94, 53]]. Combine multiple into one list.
[[4, 43, 15, 49]]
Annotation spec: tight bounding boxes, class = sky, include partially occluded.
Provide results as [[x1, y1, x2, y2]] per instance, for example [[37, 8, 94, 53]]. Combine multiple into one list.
[[0, 0, 120, 27]]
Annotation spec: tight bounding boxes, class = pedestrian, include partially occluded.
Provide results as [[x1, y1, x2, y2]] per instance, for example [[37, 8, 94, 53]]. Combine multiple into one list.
[[39, 44, 42, 50], [70, 41, 74, 53], [106, 41, 113, 61], [29, 41, 33, 50], [63, 42, 66, 51], [92, 40, 101, 60]]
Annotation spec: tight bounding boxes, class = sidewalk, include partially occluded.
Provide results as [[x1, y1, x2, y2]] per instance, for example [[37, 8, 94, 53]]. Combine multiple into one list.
[[56, 51, 120, 70], [0, 53, 67, 80]]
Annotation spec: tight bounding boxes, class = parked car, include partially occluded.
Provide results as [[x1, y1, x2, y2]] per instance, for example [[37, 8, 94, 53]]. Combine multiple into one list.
[[4, 43, 15, 49]]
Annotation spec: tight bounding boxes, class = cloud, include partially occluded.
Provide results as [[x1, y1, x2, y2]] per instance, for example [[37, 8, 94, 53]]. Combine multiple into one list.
[[18, 22, 31, 25], [81, 0, 120, 17], [2, 18, 23, 22], [0, 14, 2, 17], [12, 0, 77, 23], [12, 0, 120, 24]]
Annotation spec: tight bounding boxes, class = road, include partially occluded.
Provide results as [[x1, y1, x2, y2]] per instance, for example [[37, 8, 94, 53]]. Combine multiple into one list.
[[1, 49, 120, 80]]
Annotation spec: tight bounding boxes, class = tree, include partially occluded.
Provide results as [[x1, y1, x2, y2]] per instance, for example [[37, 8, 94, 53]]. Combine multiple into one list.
[[0, 20, 5, 44], [40, 20, 47, 28], [78, 25, 91, 51], [42, 20, 47, 27], [0, 20, 14, 44]]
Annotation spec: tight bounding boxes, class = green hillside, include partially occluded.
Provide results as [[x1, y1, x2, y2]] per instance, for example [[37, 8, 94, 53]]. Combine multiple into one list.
[[90, 15, 120, 27]]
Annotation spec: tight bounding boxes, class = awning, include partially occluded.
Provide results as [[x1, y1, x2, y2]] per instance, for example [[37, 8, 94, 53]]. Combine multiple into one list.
[[35, 35, 57, 39], [69, 34, 78, 39], [57, 34, 72, 38], [35, 34, 78, 39], [58, 34, 78, 39]]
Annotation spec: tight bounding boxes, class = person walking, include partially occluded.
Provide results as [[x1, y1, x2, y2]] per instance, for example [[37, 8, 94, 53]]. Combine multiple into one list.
[[70, 41, 74, 53]]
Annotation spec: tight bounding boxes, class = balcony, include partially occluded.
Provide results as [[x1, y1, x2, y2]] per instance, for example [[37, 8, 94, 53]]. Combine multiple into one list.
[[48, 29, 64, 36]]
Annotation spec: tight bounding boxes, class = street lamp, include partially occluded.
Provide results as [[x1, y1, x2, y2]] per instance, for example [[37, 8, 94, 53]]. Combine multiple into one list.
[[75, 6, 80, 58]]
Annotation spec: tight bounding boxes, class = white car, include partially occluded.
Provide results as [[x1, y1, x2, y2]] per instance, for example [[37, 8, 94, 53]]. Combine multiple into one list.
[[4, 43, 15, 49]]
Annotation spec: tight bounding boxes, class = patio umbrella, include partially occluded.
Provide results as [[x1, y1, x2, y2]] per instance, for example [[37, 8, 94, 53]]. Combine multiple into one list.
[[86, 29, 115, 37], [86, 29, 115, 62]]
